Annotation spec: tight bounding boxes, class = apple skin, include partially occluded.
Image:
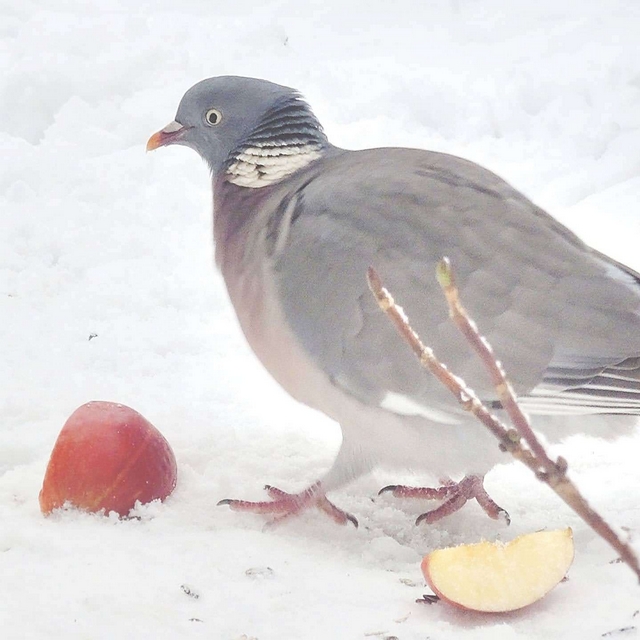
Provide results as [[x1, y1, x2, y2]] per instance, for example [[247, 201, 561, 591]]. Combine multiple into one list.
[[39, 401, 178, 517], [421, 528, 574, 613]]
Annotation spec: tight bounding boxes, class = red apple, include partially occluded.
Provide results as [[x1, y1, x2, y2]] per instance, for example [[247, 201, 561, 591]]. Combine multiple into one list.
[[421, 528, 574, 612], [39, 401, 177, 517]]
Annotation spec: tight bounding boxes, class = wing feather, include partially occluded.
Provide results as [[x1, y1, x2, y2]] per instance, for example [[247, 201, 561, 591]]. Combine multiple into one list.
[[271, 148, 640, 420]]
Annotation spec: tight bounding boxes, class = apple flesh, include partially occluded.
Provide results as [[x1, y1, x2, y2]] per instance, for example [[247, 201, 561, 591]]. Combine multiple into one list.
[[39, 401, 178, 517], [421, 528, 574, 612]]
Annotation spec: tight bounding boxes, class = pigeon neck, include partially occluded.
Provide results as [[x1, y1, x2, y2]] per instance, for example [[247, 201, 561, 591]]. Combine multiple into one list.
[[225, 143, 325, 188], [224, 93, 328, 188], [212, 178, 276, 270]]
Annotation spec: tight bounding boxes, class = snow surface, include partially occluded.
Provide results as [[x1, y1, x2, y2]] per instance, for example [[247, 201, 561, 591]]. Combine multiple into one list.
[[2, 2, 640, 638]]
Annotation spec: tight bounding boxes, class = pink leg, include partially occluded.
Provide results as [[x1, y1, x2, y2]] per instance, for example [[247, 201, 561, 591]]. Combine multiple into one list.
[[379, 475, 510, 526], [218, 481, 358, 528]]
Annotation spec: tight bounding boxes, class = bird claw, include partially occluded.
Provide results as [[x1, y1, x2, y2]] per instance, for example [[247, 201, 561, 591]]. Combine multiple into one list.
[[218, 482, 358, 528], [378, 484, 399, 495], [378, 483, 455, 500], [380, 475, 510, 525]]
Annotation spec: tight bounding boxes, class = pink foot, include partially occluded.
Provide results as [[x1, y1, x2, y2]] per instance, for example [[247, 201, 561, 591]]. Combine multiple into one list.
[[379, 474, 510, 525], [218, 481, 358, 528]]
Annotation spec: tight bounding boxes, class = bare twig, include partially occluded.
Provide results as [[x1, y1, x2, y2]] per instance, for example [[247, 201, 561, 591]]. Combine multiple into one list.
[[435, 258, 555, 471], [367, 261, 640, 582]]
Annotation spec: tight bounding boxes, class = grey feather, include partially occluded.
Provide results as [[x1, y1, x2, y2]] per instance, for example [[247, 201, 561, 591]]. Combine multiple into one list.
[[269, 148, 640, 415], [152, 76, 640, 487]]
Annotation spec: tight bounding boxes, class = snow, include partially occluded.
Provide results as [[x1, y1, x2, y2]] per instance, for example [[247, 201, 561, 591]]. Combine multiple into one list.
[[2, 1, 640, 638]]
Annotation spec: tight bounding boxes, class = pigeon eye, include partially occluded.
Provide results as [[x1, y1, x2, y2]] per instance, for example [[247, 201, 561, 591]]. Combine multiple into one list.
[[205, 108, 223, 126]]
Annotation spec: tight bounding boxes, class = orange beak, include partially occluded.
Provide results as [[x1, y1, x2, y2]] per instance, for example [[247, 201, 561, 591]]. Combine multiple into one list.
[[146, 120, 187, 151]]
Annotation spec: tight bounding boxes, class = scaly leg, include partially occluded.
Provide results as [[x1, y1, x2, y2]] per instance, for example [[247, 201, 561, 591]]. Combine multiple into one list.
[[218, 481, 358, 528], [379, 474, 510, 525]]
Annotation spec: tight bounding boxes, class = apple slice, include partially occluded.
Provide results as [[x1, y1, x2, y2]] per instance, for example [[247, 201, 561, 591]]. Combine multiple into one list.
[[40, 401, 178, 517], [421, 528, 574, 612]]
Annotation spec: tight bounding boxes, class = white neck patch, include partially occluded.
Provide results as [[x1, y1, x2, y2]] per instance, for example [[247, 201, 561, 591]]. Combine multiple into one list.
[[226, 144, 322, 188]]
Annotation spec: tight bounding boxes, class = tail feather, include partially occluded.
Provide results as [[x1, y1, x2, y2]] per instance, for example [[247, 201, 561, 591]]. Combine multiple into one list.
[[517, 356, 640, 416]]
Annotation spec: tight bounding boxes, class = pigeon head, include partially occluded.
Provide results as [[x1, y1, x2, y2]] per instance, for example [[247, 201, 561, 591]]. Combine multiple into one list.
[[147, 76, 329, 187]]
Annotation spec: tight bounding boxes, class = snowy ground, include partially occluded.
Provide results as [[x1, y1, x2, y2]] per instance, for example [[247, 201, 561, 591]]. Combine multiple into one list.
[[2, 1, 640, 638]]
